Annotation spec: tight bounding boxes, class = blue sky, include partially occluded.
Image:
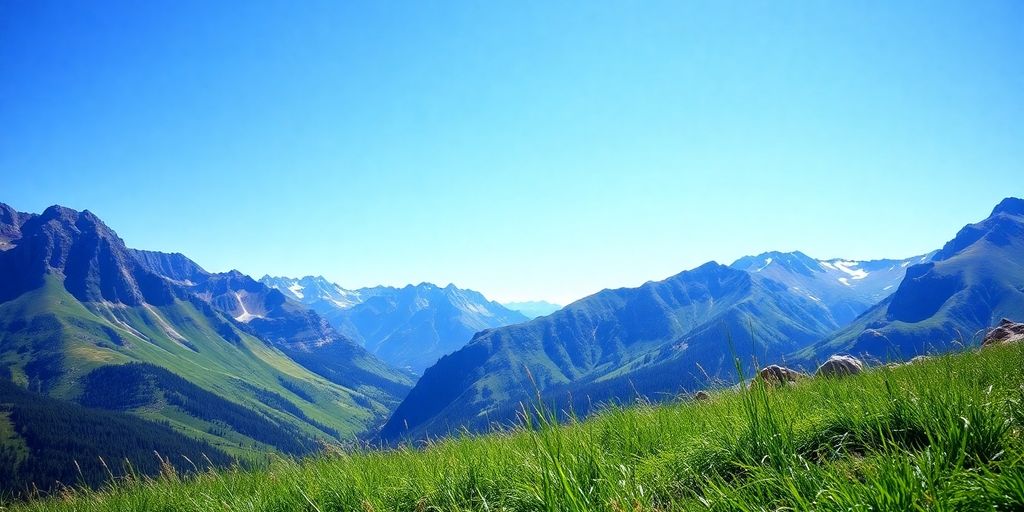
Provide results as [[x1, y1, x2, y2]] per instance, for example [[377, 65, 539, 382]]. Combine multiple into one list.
[[1, 1, 1022, 304]]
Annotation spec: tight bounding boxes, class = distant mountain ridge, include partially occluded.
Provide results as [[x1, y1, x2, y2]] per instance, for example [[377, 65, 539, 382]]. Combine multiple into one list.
[[259, 275, 388, 312], [731, 251, 934, 325], [262, 276, 529, 374], [502, 300, 562, 319]]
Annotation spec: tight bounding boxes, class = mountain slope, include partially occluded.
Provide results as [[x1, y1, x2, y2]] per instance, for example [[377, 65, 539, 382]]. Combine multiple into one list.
[[0, 378, 234, 495], [127, 249, 210, 285], [802, 197, 1024, 362], [262, 277, 529, 374], [331, 284, 529, 374], [183, 270, 414, 404], [731, 251, 932, 325], [0, 204, 408, 458], [381, 262, 840, 440]]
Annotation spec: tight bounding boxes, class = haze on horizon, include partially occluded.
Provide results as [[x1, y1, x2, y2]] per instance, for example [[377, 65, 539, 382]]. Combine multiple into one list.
[[2, 1, 1022, 305]]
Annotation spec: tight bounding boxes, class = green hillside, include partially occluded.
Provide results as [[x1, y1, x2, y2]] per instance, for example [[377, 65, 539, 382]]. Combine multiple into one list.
[[0, 202, 417, 472], [0, 275, 388, 456], [10, 340, 1024, 510], [0, 379, 234, 498]]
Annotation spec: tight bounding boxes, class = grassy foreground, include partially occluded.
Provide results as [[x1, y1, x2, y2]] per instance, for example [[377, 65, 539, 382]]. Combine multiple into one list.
[[7, 343, 1024, 511]]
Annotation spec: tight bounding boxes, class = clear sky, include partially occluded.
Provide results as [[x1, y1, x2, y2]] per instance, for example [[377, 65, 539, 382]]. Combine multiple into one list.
[[1, 1, 1022, 305]]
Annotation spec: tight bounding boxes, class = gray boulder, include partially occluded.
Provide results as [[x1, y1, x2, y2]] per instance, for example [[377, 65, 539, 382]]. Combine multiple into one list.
[[758, 365, 805, 386], [815, 355, 864, 377]]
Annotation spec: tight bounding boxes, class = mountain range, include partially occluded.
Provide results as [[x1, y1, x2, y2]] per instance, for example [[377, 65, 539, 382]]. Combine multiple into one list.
[[260, 276, 528, 374], [2, 197, 1022, 488], [259, 275, 386, 313], [381, 199, 1024, 441], [730, 251, 934, 325]]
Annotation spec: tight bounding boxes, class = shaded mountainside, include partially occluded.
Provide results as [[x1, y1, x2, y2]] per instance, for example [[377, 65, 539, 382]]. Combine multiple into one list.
[[802, 197, 1024, 363], [262, 276, 529, 375], [381, 262, 841, 441], [731, 250, 932, 325], [0, 204, 409, 463]]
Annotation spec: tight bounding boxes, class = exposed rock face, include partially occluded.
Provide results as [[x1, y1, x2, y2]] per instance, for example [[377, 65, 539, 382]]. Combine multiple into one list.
[[815, 355, 865, 377], [129, 249, 210, 285], [758, 365, 804, 386], [0, 205, 178, 305], [0, 203, 35, 249], [982, 318, 1024, 347]]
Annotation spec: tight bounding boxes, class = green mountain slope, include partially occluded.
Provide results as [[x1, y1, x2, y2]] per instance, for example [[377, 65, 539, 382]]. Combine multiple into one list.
[[381, 262, 841, 440], [127, 256, 414, 403], [801, 197, 1024, 362], [0, 378, 234, 496], [0, 204, 408, 461], [11, 338, 1024, 511]]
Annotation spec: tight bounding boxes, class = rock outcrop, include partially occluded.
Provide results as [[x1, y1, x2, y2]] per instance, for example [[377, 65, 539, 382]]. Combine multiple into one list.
[[815, 355, 865, 377], [982, 319, 1024, 347]]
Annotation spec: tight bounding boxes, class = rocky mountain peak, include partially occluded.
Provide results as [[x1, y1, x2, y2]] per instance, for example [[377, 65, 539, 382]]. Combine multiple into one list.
[[991, 197, 1024, 217], [0, 204, 176, 306]]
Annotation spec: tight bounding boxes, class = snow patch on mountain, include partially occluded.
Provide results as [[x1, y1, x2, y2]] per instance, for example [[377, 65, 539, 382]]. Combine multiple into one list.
[[832, 261, 869, 280], [755, 258, 773, 272], [260, 275, 370, 310]]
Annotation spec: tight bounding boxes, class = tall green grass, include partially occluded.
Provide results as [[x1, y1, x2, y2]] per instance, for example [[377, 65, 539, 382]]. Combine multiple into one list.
[[6, 343, 1024, 511]]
